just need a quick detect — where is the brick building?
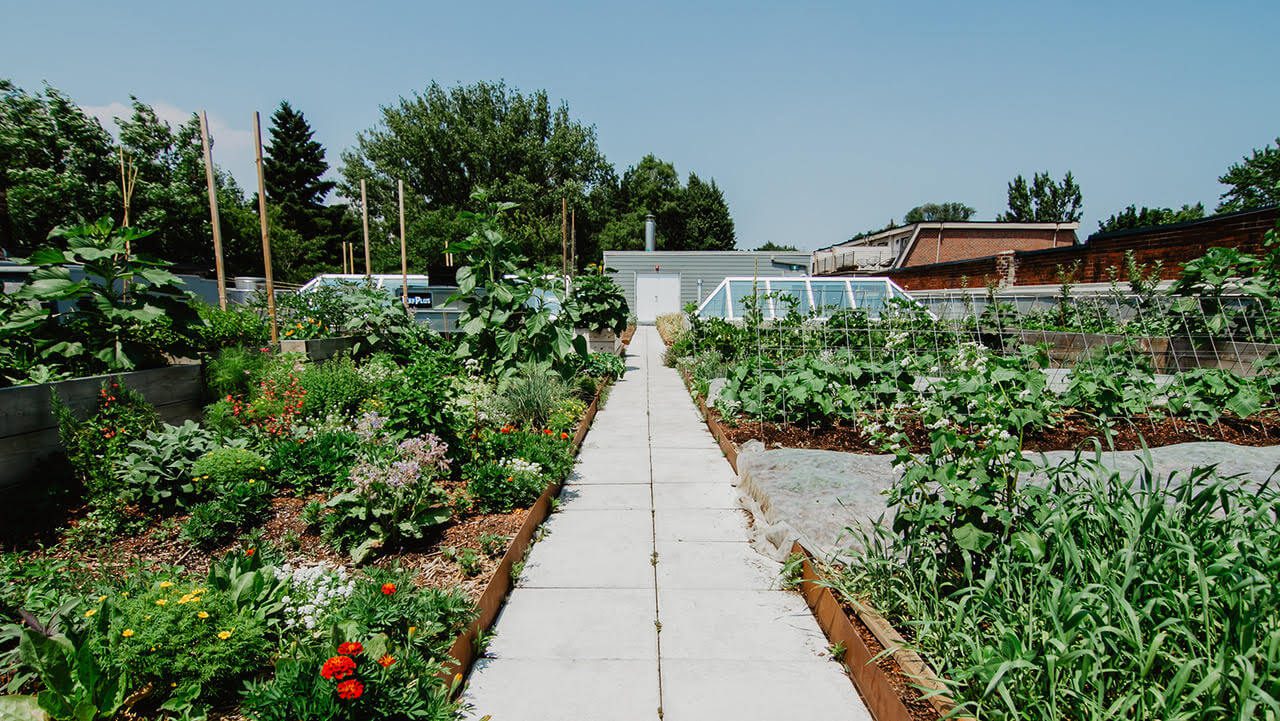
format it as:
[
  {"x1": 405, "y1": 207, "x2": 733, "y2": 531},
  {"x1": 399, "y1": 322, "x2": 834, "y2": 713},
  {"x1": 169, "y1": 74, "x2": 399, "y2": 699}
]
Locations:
[
  {"x1": 883, "y1": 206, "x2": 1279, "y2": 292},
  {"x1": 811, "y1": 221, "x2": 1078, "y2": 275}
]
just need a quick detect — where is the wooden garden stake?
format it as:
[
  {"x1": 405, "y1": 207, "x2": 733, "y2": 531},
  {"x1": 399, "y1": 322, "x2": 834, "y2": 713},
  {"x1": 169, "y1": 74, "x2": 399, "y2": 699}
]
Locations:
[
  {"x1": 398, "y1": 179, "x2": 408, "y2": 308},
  {"x1": 199, "y1": 111, "x2": 228, "y2": 310},
  {"x1": 571, "y1": 206, "x2": 576, "y2": 276},
  {"x1": 561, "y1": 195, "x2": 568, "y2": 278},
  {"x1": 253, "y1": 111, "x2": 278, "y2": 343},
  {"x1": 360, "y1": 178, "x2": 371, "y2": 277}
]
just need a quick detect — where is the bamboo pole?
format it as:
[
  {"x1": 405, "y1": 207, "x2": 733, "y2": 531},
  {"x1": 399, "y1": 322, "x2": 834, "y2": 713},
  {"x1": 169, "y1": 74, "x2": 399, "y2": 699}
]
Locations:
[
  {"x1": 348, "y1": 242, "x2": 356, "y2": 275},
  {"x1": 199, "y1": 111, "x2": 228, "y2": 310},
  {"x1": 341, "y1": 242, "x2": 349, "y2": 274},
  {"x1": 253, "y1": 111, "x2": 278, "y2": 343},
  {"x1": 360, "y1": 178, "x2": 371, "y2": 277},
  {"x1": 570, "y1": 207, "x2": 576, "y2": 275},
  {"x1": 561, "y1": 196, "x2": 568, "y2": 278},
  {"x1": 398, "y1": 179, "x2": 408, "y2": 308}
]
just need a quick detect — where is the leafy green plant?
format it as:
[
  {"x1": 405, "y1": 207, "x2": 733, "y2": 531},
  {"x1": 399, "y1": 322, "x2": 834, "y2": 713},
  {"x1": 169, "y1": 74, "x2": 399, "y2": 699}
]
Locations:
[
  {"x1": 181, "y1": 479, "x2": 272, "y2": 550},
  {"x1": 270, "y1": 430, "x2": 362, "y2": 494},
  {"x1": 571, "y1": 273, "x2": 629, "y2": 334},
  {"x1": 195, "y1": 303, "x2": 270, "y2": 353},
  {"x1": 463, "y1": 459, "x2": 545, "y2": 514},
  {"x1": 448, "y1": 190, "x2": 586, "y2": 376},
  {"x1": 0, "y1": 218, "x2": 197, "y2": 380},
  {"x1": 1164, "y1": 368, "x2": 1266, "y2": 423},
  {"x1": 16, "y1": 622, "x2": 127, "y2": 721},
  {"x1": 104, "y1": 576, "x2": 270, "y2": 689},
  {"x1": 204, "y1": 345, "x2": 271, "y2": 399},
  {"x1": 113, "y1": 420, "x2": 226, "y2": 509},
  {"x1": 477, "y1": 533, "x2": 509, "y2": 559},
  {"x1": 379, "y1": 346, "x2": 466, "y2": 450},
  {"x1": 190, "y1": 447, "x2": 268, "y2": 491},
  {"x1": 576, "y1": 351, "x2": 626, "y2": 381},
  {"x1": 487, "y1": 363, "x2": 571, "y2": 430},
  {"x1": 54, "y1": 381, "x2": 161, "y2": 513},
  {"x1": 299, "y1": 355, "x2": 372, "y2": 418},
  {"x1": 322, "y1": 435, "x2": 453, "y2": 563},
  {"x1": 442, "y1": 546, "x2": 483, "y2": 578},
  {"x1": 1061, "y1": 342, "x2": 1160, "y2": 422}
]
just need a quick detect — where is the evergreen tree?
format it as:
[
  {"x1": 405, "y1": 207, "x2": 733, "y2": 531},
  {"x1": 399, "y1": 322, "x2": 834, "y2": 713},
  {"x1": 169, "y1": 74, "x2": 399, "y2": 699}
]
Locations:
[
  {"x1": 681, "y1": 173, "x2": 735, "y2": 250},
  {"x1": 1217, "y1": 138, "x2": 1280, "y2": 212},
  {"x1": 264, "y1": 100, "x2": 351, "y2": 281},
  {"x1": 1097, "y1": 203, "x2": 1205, "y2": 233},
  {"x1": 904, "y1": 202, "x2": 975, "y2": 223}
]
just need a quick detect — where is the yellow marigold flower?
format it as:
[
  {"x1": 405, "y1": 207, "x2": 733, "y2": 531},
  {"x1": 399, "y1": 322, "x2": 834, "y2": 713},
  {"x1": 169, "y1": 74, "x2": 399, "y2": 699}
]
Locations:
[
  {"x1": 177, "y1": 594, "x2": 192, "y2": 604},
  {"x1": 217, "y1": 630, "x2": 232, "y2": 640},
  {"x1": 121, "y1": 592, "x2": 129, "y2": 598},
  {"x1": 155, "y1": 599, "x2": 167, "y2": 606},
  {"x1": 158, "y1": 581, "x2": 173, "y2": 589},
  {"x1": 197, "y1": 611, "x2": 209, "y2": 619},
  {"x1": 83, "y1": 609, "x2": 96, "y2": 618},
  {"x1": 97, "y1": 595, "x2": 107, "y2": 603},
  {"x1": 122, "y1": 629, "x2": 135, "y2": 638}
]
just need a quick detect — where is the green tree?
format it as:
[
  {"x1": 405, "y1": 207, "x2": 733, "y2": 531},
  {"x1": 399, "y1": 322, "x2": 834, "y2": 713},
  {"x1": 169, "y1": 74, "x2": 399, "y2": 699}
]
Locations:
[
  {"x1": 681, "y1": 173, "x2": 735, "y2": 250},
  {"x1": 999, "y1": 171, "x2": 1083, "y2": 223},
  {"x1": 0, "y1": 80, "x2": 117, "y2": 254},
  {"x1": 264, "y1": 100, "x2": 352, "y2": 281},
  {"x1": 1217, "y1": 138, "x2": 1280, "y2": 212},
  {"x1": 338, "y1": 81, "x2": 612, "y2": 268},
  {"x1": 1097, "y1": 203, "x2": 1205, "y2": 233},
  {"x1": 755, "y1": 241, "x2": 799, "y2": 251},
  {"x1": 904, "y1": 202, "x2": 975, "y2": 223}
]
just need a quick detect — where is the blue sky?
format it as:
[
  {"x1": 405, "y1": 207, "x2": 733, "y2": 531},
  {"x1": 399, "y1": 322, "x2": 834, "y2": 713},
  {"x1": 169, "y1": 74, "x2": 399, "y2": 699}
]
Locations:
[{"x1": 3, "y1": 1, "x2": 1276, "y2": 250}]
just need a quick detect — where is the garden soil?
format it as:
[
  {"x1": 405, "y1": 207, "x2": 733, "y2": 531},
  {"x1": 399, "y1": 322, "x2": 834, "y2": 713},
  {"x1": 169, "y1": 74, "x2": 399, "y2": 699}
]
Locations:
[{"x1": 736, "y1": 440, "x2": 1280, "y2": 560}]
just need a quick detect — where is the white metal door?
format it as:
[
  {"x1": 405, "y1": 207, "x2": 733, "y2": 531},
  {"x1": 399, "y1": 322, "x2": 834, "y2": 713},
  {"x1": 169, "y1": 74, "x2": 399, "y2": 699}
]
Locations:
[{"x1": 635, "y1": 273, "x2": 681, "y2": 322}]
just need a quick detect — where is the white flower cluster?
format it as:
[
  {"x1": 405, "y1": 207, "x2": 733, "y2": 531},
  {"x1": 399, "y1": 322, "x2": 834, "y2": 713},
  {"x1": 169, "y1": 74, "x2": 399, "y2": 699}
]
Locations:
[
  {"x1": 953, "y1": 342, "x2": 990, "y2": 373},
  {"x1": 274, "y1": 563, "x2": 354, "y2": 632},
  {"x1": 357, "y1": 356, "x2": 401, "y2": 386},
  {"x1": 885, "y1": 330, "x2": 911, "y2": 351},
  {"x1": 502, "y1": 458, "x2": 543, "y2": 476}
]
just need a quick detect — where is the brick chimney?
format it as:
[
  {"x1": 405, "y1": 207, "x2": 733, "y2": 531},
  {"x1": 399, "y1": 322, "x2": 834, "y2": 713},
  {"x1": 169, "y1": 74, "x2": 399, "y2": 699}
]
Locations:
[{"x1": 994, "y1": 250, "x2": 1017, "y2": 288}]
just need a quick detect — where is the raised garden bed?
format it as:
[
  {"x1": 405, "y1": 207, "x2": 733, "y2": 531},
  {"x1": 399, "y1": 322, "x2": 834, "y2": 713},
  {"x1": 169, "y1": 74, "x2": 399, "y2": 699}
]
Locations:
[
  {"x1": 998, "y1": 329, "x2": 1280, "y2": 376},
  {"x1": 0, "y1": 364, "x2": 204, "y2": 490},
  {"x1": 278, "y1": 335, "x2": 364, "y2": 362}
]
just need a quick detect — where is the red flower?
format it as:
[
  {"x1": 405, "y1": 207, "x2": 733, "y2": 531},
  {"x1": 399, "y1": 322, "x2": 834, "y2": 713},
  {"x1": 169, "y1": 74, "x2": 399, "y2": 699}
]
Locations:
[
  {"x1": 543, "y1": 429, "x2": 553, "y2": 435},
  {"x1": 320, "y1": 655, "x2": 357, "y2": 680},
  {"x1": 380, "y1": 583, "x2": 396, "y2": 596},
  {"x1": 337, "y1": 641, "x2": 364, "y2": 656},
  {"x1": 336, "y1": 679, "x2": 364, "y2": 700},
  {"x1": 245, "y1": 548, "x2": 255, "y2": 557},
  {"x1": 377, "y1": 654, "x2": 396, "y2": 668},
  {"x1": 560, "y1": 432, "x2": 569, "y2": 440}
]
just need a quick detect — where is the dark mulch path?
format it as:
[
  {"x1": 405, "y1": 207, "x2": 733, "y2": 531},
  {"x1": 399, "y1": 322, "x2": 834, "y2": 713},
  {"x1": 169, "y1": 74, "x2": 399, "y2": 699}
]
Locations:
[{"x1": 717, "y1": 409, "x2": 1280, "y2": 455}]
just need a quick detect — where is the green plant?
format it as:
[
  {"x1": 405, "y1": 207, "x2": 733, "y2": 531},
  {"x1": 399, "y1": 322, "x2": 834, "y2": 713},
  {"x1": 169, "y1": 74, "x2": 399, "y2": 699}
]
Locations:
[
  {"x1": 113, "y1": 420, "x2": 227, "y2": 509},
  {"x1": 16, "y1": 622, "x2": 127, "y2": 721},
  {"x1": 379, "y1": 346, "x2": 466, "y2": 449},
  {"x1": 477, "y1": 533, "x2": 509, "y2": 559},
  {"x1": 104, "y1": 576, "x2": 270, "y2": 689},
  {"x1": 205, "y1": 346, "x2": 271, "y2": 399},
  {"x1": 779, "y1": 552, "x2": 805, "y2": 590},
  {"x1": 181, "y1": 480, "x2": 272, "y2": 550},
  {"x1": 486, "y1": 364, "x2": 571, "y2": 430},
  {"x1": 190, "y1": 447, "x2": 269, "y2": 490},
  {"x1": 0, "y1": 218, "x2": 197, "y2": 381},
  {"x1": 322, "y1": 435, "x2": 453, "y2": 563},
  {"x1": 577, "y1": 351, "x2": 626, "y2": 381},
  {"x1": 300, "y1": 355, "x2": 372, "y2": 419},
  {"x1": 1164, "y1": 368, "x2": 1266, "y2": 423},
  {"x1": 833, "y1": 457, "x2": 1280, "y2": 720},
  {"x1": 270, "y1": 430, "x2": 362, "y2": 493},
  {"x1": 464, "y1": 460, "x2": 545, "y2": 514},
  {"x1": 1060, "y1": 342, "x2": 1160, "y2": 422},
  {"x1": 448, "y1": 190, "x2": 586, "y2": 377},
  {"x1": 442, "y1": 547, "x2": 483, "y2": 578},
  {"x1": 339, "y1": 569, "x2": 475, "y2": 657},
  {"x1": 54, "y1": 381, "x2": 161, "y2": 513},
  {"x1": 571, "y1": 274, "x2": 629, "y2": 335},
  {"x1": 195, "y1": 303, "x2": 270, "y2": 353}
]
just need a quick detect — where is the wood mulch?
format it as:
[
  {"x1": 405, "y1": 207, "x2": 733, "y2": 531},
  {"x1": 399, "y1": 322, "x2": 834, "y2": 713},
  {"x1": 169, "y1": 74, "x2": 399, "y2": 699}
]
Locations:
[
  {"x1": 21, "y1": 495, "x2": 530, "y2": 603},
  {"x1": 843, "y1": 603, "x2": 940, "y2": 721},
  {"x1": 717, "y1": 409, "x2": 1280, "y2": 455}
]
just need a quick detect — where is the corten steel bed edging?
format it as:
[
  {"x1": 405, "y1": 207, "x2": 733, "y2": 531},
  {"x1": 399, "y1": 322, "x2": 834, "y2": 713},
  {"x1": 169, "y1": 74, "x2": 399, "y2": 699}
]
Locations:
[
  {"x1": 440, "y1": 393, "x2": 600, "y2": 685},
  {"x1": 685, "y1": 367, "x2": 966, "y2": 721}
]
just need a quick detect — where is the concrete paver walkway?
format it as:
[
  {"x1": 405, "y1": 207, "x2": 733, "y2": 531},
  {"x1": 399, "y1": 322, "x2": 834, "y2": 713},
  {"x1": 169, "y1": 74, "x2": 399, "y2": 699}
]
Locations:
[{"x1": 461, "y1": 327, "x2": 870, "y2": 721}]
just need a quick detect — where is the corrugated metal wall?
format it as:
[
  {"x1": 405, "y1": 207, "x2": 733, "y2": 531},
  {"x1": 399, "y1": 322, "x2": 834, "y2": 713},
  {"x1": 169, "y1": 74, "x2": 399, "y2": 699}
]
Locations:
[{"x1": 603, "y1": 251, "x2": 811, "y2": 315}]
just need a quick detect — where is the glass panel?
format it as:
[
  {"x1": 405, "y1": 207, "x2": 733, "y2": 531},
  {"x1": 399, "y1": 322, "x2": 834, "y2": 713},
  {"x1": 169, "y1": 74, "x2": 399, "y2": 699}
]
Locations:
[
  {"x1": 850, "y1": 281, "x2": 888, "y2": 314},
  {"x1": 811, "y1": 281, "x2": 851, "y2": 313},
  {"x1": 769, "y1": 280, "x2": 811, "y2": 317},
  {"x1": 729, "y1": 280, "x2": 764, "y2": 319},
  {"x1": 700, "y1": 285, "x2": 728, "y2": 318}
]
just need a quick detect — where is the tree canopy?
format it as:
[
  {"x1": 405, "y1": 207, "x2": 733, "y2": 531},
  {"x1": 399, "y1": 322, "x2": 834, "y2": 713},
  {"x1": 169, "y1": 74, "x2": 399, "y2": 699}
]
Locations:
[
  {"x1": 904, "y1": 202, "x2": 975, "y2": 223},
  {"x1": 596, "y1": 155, "x2": 735, "y2": 252},
  {"x1": 755, "y1": 241, "x2": 798, "y2": 251},
  {"x1": 1097, "y1": 203, "x2": 1205, "y2": 233},
  {"x1": 999, "y1": 171, "x2": 1083, "y2": 223},
  {"x1": 1217, "y1": 138, "x2": 1280, "y2": 213}
]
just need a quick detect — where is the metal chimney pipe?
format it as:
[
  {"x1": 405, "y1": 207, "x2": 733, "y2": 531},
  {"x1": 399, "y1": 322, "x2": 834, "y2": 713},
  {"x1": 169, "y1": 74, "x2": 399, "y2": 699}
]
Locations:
[{"x1": 644, "y1": 214, "x2": 656, "y2": 252}]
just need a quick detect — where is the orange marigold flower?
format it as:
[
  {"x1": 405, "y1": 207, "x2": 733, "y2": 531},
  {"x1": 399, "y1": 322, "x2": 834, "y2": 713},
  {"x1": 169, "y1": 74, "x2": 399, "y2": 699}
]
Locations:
[
  {"x1": 377, "y1": 654, "x2": 395, "y2": 668},
  {"x1": 320, "y1": 655, "x2": 357, "y2": 680},
  {"x1": 381, "y1": 583, "x2": 397, "y2": 596},
  {"x1": 336, "y1": 679, "x2": 363, "y2": 700},
  {"x1": 560, "y1": 432, "x2": 569, "y2": 440},
  {"x1": 337, "y1": 641, "x2": 364, "y2": 656}
]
